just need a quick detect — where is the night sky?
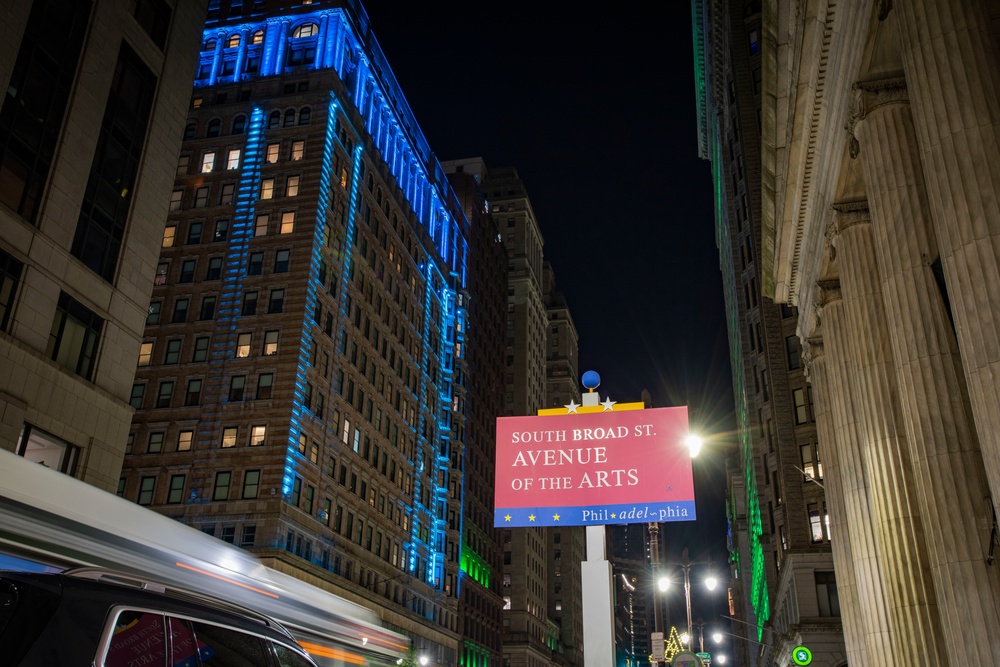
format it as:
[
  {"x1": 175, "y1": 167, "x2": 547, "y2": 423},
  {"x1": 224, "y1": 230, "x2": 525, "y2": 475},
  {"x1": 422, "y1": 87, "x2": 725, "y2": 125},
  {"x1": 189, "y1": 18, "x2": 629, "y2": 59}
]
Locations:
[{"x1": 359, "y1": 1, "x2": 737, "y2": 638}]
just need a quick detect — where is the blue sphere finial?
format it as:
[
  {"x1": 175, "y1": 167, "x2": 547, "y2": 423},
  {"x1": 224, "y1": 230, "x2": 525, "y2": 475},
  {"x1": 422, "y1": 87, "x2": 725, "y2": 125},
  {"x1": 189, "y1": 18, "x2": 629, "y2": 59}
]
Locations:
[{"x1": 582, "y1": 370, "x2": 601, "y2": 390}]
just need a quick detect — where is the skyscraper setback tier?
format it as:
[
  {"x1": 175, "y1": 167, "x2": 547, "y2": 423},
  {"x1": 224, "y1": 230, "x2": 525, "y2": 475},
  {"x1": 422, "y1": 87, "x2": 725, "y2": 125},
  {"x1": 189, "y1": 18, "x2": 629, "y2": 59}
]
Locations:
[{"x1": 123, "y1": 3, "x2": 487, "y2": 663}]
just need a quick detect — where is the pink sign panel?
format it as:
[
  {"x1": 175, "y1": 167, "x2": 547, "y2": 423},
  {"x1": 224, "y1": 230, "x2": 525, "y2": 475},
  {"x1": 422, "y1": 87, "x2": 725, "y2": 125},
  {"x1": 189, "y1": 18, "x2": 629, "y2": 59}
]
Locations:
[{"x1": 494, "y1": 407, "x2": 696, "y2": 527}]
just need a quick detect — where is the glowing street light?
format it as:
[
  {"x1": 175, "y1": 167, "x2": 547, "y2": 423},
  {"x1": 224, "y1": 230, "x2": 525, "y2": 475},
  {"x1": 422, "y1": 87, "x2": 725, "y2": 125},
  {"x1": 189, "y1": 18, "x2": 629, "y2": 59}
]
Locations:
[
  {"x1": 717, "y1": 656, "x2": 727, "y2": 664},
  {"x1": 418, "y1": 656, "x2": 429, "y2": 666},
  {"x1": 712, "y1": 631, "x2": 723, "y2": 644},
  {"x1": 684, "y1": 434, "x2": 703, "y2": 458},
  {"x1": 705, "y1": 576, "x2": 718, "y2": 591},
  {"x1": 658, "y1": 576, "x2": 670, "y2": 592}
]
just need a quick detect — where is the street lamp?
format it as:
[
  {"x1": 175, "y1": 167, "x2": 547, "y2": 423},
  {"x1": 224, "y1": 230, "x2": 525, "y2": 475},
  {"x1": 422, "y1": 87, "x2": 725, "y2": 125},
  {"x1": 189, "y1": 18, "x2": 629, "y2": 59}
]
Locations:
[{"x1": 660, "y1": 548, "x2": 720, "y2": 646}]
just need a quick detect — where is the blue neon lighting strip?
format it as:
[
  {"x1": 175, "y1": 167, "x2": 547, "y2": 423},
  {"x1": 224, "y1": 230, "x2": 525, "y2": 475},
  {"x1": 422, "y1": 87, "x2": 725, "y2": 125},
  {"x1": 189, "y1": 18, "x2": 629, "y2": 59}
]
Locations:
[
  {"x1": 282, "y1": 94, "x2": 342, "y2": 499},
  {"x1": 196, "y1": 106, "x2": 264, "y2": 451}
]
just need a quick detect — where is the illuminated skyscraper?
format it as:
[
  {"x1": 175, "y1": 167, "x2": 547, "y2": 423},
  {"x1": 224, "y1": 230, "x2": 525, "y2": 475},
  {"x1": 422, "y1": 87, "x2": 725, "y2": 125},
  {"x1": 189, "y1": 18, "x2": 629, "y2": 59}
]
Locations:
[
  {"x1": 123, "y1": 2, "x2": 500, "y2": 662},
  {"x1": 0, "y1": 0, "x2": 206, "y2": 487}
]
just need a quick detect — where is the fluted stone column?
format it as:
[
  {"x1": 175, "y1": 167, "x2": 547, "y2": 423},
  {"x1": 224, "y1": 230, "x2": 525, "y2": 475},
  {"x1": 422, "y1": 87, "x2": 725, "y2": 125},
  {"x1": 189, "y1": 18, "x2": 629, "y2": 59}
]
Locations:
[
  {"x1": 853, "y1": 77, "x2": 1000, "y2": 663},
  {"x1": 831, "y1": 203, "x2": 947, "y2": 666},
  {"x1": 805, "y1": 338, "x2": 868, "y2": 667},
  {"x1": 894, "y1": 0, "x2": 1000, "y2": 515},
  {"x1": 816, "y1": 283, "x2": 897, "y2": 666}
]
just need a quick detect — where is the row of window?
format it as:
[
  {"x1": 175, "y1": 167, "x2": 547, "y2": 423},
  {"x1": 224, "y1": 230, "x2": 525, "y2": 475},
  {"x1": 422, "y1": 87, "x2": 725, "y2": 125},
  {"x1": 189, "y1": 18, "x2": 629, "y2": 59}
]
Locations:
[
  {"x1": 155, "y1": 250, "x2": 293, "y2": 289},
  {"x1": 146, "y1": 286, "x2": 285, "y2": 328}
]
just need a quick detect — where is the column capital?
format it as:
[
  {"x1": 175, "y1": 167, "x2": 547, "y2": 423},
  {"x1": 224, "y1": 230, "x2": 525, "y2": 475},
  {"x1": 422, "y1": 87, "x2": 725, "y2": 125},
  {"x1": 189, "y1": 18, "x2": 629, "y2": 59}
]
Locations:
[
  {"x1": 816, "y1": 278, "x2": 842, "y2": 306},
  {"x1": 847, "y1": 77, "x2": 908, "y2": 157},
  {"x1": 830, "y1": 199, "x2": 871, "y2": 235}
]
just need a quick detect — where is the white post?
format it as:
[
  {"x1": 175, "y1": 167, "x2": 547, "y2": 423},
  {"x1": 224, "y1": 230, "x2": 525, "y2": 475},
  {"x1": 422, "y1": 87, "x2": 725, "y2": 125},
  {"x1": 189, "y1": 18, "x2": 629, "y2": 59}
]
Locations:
[{"x1": 582, "y1": 524, "x2": 615, "y2": 667}]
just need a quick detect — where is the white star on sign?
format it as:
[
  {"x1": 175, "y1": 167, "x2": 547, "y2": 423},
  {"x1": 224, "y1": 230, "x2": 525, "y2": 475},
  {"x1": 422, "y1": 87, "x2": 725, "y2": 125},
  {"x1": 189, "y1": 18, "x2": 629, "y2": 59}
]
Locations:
[
  {"x1": 564, "y1": 400, "x2": 580, "y2": 413},
  {"x1": 601, "y1": 397, "x2": 617, "y2": 411}
]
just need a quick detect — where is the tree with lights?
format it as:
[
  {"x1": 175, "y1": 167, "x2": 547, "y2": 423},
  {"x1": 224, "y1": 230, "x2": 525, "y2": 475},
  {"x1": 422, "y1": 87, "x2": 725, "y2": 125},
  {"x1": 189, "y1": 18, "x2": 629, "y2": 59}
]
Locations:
[{"x1": 664, "y1": 626, "x2": 685, "y2": 663}]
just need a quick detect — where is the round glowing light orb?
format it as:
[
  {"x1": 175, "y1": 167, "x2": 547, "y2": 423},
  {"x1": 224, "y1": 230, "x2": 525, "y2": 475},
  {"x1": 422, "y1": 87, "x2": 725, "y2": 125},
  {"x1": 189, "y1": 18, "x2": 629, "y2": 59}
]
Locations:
[
  {"x1": 419, "y1": 656, "x2": 429, "y2": 666},
  {"x1": 680, "y1": 633, "x2": 690, "y2": 645},
  {"x1": 657, "y1": 577, "x2": 670, "y2": 592},
  {"x1": 717, "y1": 656, "x2": 727, "y2": 664},
  {"x1": 712, "y1": 632, "x2": 723, "y2": 644},
  {"x1": 705, "y1": 576, "x2": 718, "y2": 591}
]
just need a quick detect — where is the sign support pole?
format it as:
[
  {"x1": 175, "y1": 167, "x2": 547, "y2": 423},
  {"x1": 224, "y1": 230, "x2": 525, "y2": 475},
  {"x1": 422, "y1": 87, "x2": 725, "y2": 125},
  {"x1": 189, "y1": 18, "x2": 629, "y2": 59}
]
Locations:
[{"x1": 578, "y1": 386, "x2": 615, "y2": 666}]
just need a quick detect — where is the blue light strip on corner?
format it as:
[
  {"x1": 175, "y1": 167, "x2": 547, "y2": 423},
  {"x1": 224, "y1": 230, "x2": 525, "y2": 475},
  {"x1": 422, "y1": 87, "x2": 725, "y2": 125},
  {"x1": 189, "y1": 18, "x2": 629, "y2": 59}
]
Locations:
[
  {"x1": 197, "y1": 106, "x2": 264, "y2": 451},
  {"x1": 282, "y1": 93, "x2": 342, "y2": 499}
]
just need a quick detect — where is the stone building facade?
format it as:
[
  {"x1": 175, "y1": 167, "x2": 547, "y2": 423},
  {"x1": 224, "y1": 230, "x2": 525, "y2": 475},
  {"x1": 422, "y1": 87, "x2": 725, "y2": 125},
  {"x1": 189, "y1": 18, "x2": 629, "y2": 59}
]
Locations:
[{"x1": 0, "y1": 0, "x2": 206, "y2": 489}]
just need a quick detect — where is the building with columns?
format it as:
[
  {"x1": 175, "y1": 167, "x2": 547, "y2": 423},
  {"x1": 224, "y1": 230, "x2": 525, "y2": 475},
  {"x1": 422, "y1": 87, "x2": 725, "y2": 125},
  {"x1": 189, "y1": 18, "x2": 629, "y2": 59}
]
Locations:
[
  {"x1": 693, "y1": 0, "x2": 847, "y2": 665},
  {"x1": 0, "y1": 0, "x2": 207, "y2": 487},
  {"x1": 763, "y1": 1, "x2": 1000, "y2": 665}
]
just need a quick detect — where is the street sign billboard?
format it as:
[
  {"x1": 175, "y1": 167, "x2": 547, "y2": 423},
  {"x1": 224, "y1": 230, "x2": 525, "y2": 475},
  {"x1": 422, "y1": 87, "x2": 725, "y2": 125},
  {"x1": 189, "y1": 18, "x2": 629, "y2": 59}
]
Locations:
[{"x1": 494, "y1": 406, "x2": 696, "y2": 527}]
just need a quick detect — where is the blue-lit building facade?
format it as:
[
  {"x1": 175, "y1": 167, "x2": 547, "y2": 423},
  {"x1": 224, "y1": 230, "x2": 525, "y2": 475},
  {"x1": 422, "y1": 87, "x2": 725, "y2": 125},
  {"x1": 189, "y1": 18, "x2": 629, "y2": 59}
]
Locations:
[{"x1": 124, "y1": 2, "x2": 503, "y2": 664}]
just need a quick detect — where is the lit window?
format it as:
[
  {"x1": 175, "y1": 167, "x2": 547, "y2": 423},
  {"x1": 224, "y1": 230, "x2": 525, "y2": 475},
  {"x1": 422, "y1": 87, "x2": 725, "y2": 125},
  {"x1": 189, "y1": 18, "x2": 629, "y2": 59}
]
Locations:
[
  {"x1": 236, "y1": 332, "x2": 251, "y2": 358},
  {"x1": 226, "y1": 148, "x2": 240, "y2": 169},
  {"x1": 161, "y1": 225, "x2": 176, "y2": 248},
  {"x1": 221, "y1": 426, "x2": 238, "y2": 448},
  {"x1": 254, "y1": 213, "x2": 269, "y2": 236},
  {"x1": 263, "y1": 330, "x2": 278, "y2": 355},
  {"x1": 192, "y1": 97, "x2": 203, "y2": 109},
  {"x1": 266, "y1": 143, "x2": 279, "y2": 163},
  {"x1": 177, "y1": 430, "x2": 193, "y2": 451},
  {"x1": 251, "y1": 30, "x2": 264, "y2": 45},
  {"x1": 138, "y1": 342, "x2": 153, "y2": 366},
  {"x1": 250, "y1": 424, "x2": 266, "y2": 446},
  {"x1": 227, "y1": 34, "x2": 240, "y2": 48},
  {"x1": 290, "y1": 140, "x2": 304, "y2": 160},
  {"x1": 292, "y1": 23, "x2": 318, "y2": 38},
  {"x1": 169, "y1": 189, "x2": 182, "y2": 211},
  {"x1": 201, "y1": 152, "x2": 215, "y2": 173},
  {"x1": 280, "y1": 211, "x2": 295, "y2": 233},
  {"x1": 286, "y1": 175, "x2": 300, "y2": 196},
  {"x1": 261, "y1": 178, "x2": 274, "y2": 200}
]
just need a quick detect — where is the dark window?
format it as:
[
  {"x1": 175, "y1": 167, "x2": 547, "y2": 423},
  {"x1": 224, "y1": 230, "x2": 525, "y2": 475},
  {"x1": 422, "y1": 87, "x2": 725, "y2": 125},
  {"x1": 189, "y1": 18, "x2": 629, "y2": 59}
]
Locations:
[
  {"x1": 155, "y1": 381, "x2": 173, "y2": 408},
  {"x1": 213, "y1": 471, "x2": 231, "y2": 500},
  {"x1": 284, "y1": 109, "x2": 296, "y2": 126},
  {"x1": 146, "y1": 301, "x2": 161, "y2": 325},
  {"x1": 138, "y1": 476, "x2": 156, "y2": 505},
  {"x1": 132, "y1": 0, "x2": 172, "y2": 49},
  {"x1": 0, "y1": 0, "x2": 91, "y2": 223},
  {"x1": 816, "y1": 571, "x2": 840, "y2": 616},
  {"x1": 242, "y1": 291, "x2": 258, "y2": 315},
  {"x1": 229, "y1": 375, "x2": 245, "y2": 401},
  {"x1": 192, "y1": 336, "x2": 209, "y2": 362},
  {"x1": 129, "y1": 383, "x2": 145, "y2": 409},
  {"x1": 199, "y1": 295, "x2": 216, "y2": 320},
  {"x1": 186, "y1": 221, "x2": 203, "y2": 244},
  {"x1": 164, "y1": 338, "x2": 181, "y2": 364},
  {"x1": 257, "y1": 372, "x2": 273, "y2": 399},
  {"x1": 206, "y1": 118, "x2": 221, "y2": 138},
  {"x1": 167, "y1": 474, "x2": 185, "y2": 504},
  {"x1": 185, "y1": 378, "x2": 202, "y2": 406},
  {"x1": 0, "y1": 247, "x2": 24, "y2": 332},
  {"x1": 243, "y1": 470, "x2": 260, "y2": 499},
  {"x1": 786, "y1": 335, "x2": 801, "y2": 370},
  {"x1": 72, "y1": 43, "x2": 157, "y2": 281},
  {"x1": 172, "y1": 297, "x2": 188, "y2": 323},
  {"x1": 190, "y1": 620, "x2": 268, "y2": 663},
  {"x1": 268, "y1": 288, "x2": 284, "y2": 313},
  {"x1": 47, "y1": 292, "x2": 103, "y2": 380},
  {"x1": 248, "y1": 252, "x2": 263, "y2": 275},
  {"x1": 206, "y1": 256, "x2": 222, "y2": 280},
  {"x1": 183, "y1": 122, "x2": 196, "y2": 140},
  {"x1": 268, "y1": 111, "x2": 280, "y2": 128},
  {"x1": 274, "y1": 249, "x2": 290, "y2": 272},
  {"x1": 298, "y1": 106, "x2": 311, "y2": 124},
  {"x1": 179, "y1": 259, "x2": 196, "y2": 282}
]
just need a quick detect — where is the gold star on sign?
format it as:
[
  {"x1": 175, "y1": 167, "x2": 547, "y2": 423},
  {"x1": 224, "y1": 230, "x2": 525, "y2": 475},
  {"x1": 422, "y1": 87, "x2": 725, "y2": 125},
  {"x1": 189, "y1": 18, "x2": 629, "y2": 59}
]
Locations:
[
  {"x1": 504, "y1": 514, "x2": 511, "y2": 522},
  {"x1": 553, "y1": 514, "x2": 561, "y2": 521},
  {"x1": 611, "y1": 513, "x2": 617, "y2": 519},
  {"x1": 528, "y1": 514, "x2": 536, "y2": 522}
]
